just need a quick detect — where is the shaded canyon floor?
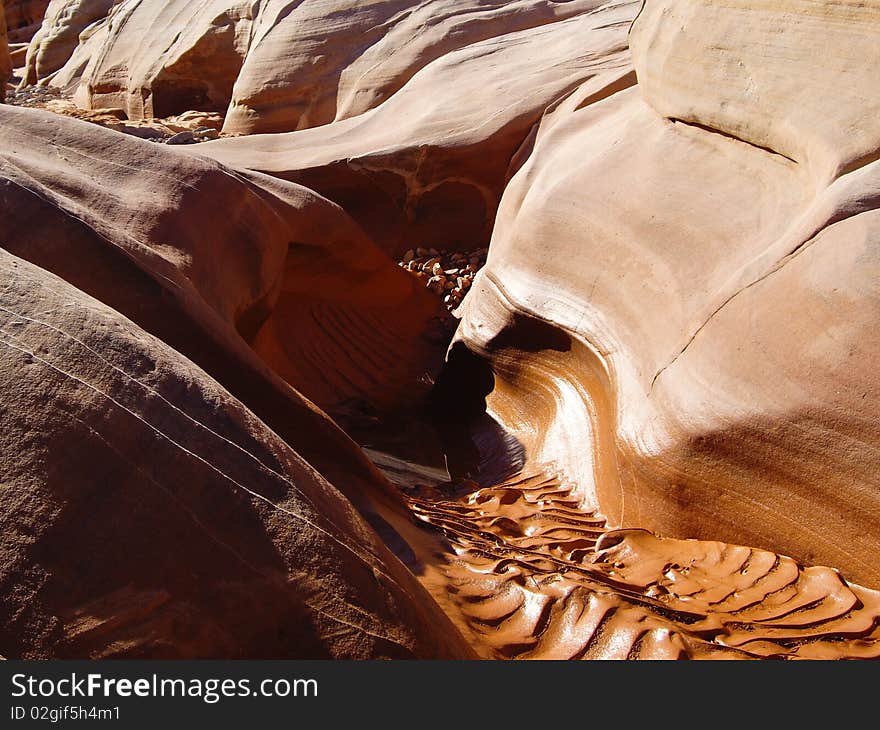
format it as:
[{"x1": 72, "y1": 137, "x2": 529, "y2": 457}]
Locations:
[
  {"x1": 357, "y1": 407, "x2": 880, "y2": 660},
  {"x1": 342, "y1": 291, "x2": 880, "y2": 661}
]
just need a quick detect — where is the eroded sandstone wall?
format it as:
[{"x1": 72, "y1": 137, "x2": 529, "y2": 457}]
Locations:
[
  {"x1": 1, "y1": 0, "x2": 11, "y2": 101},
  {"x1": 24, "y1": 0, "x2": 629, "y2": 135},
  {"x1": 199, "y1": 3, "x2": 638, "y2": 256},
  {"x1": 0, "y1": 104, "x2": 472, "y2": 658},
  {"x1": 21, "y1": 0, "x2": 118, "y2": 87},
  {"x1": 4, "y1": 0, "x2": 48, "y2": 42},
  {"x1": 456, "y1": 0, "x2": 880, "y2": 586}
]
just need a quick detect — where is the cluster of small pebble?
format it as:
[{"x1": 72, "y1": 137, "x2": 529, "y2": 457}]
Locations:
[
  {"x1": 4, "y1": 84, "x2": 63, "y2": 108},
  {"x1": 398, "y1": 246, "x2": 488, "y2": 312},
  {"x1": 5, "y1": 87, "x2": 229, "y2": 144}
]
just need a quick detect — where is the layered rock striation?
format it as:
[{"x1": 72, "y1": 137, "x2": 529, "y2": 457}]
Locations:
[
  {"x1": 457, "y1": 0, "x2": 880, "y2": 587},
  {"x1": 0, "y1": 105, "x2": 469, "y2": 658},
  {"x1": 21, "y1": 0, "x2": 119, "y2": 87},
  {"x1": 4, "y1": 0, "x2": 880, "y2": 661}
]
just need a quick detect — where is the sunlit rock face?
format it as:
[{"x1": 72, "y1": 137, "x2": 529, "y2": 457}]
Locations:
[
  {"x1": 25, "y1": 0, "x2": 635, "y2": 257},
  {"x1": 21, "y1": 0, "x2": 120, "y2": 87},
  {"x1": 4, "y1": 0, "x2": 880, "y2": 661},
  {"x1": 0, "y1": 104, "x2": 472, "y2": 659},
  {"x1": 28, "y1": 1, "x2": 624, "y2": 131},
  {"x1": 221, "y1": 0, "x2": 625, "y2": 135},
  {"x1": 198, "y1": 3, "x2": 636, "y2": 256},
  {"x1": 457, "y1": 0, "x2": 880, "y2": 588}
]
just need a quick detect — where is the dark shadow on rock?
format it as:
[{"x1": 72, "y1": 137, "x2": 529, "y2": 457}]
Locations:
[{"x1": 427, "y1": 341, "x2": 525, "y2": 486}]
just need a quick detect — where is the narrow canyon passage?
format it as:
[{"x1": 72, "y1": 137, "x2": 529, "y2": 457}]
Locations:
[
  {"x1": 341, "y1": 278, "x2": 880, "y2": 660},
  {"x1": 3, "y1": 0, "x2": 879, "y2": 664}
]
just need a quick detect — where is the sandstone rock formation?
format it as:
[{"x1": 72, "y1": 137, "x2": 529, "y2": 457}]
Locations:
[
  {"x1": 331, "y1": 0, "x2": 620, "y2": 124},
  {"x1": 75, "y1": 0, "x2": 253, "y2": 118},
  {"x1": 31, "y1": 0, "x2": 115, "y2": 92},
  {"x1": 200, "y1": 2, "x2": 637, "y2": 256},
  {"x1": 8, "y1": 41, "x2": 26, "y2": 68},
  {"x1": 0, "y1": 101, "x2": 447, "y2": 431},
  {"x1": 21, "y1": 0, "x2": 118, "y2": 87},
  {"x1": 27, "y1": 1, "x2": 631, "y2": 134},
  {"x1": 223, "y1": 0, "x2": 618, "y2": 135},
  {"x1": 456, "y1": 0, "x2": 880, "y2": 589},
  {"x1": 4, "y1": 0, "x2": 880, "y2": 662},
  {"x1": 407, "y1": 470, "x2": 880, "y2": 659},
  {"x1": 0, "y1": 104, "x2": 470, "y2": 658},
  {"x1": 14, "y1": 0, "x2": 638, "y2": 266},
  {"x1": 0, "y1": 249, "x2": 467, "y2": 659},
  {"x1": 1, "y1": 1, "x2": 11, "y2": 102},
  {"x1": 3, "y1": 0, "x2": 48, "y2": 42}
]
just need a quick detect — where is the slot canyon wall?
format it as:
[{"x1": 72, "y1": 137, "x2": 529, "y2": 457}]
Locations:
[
  {"x1": 4, "y1": 0, "x2": 49, "y2": 42},
  {"x1": 457, "y1": 0, "x2": 880, "y2": 588},
  {"x1": 1, "y1": 2, "x2": 11, "y2": 102},
  {"x1": 0, "y1": 103, "x2": 472, "y2": 658},
  {"x1": 1, "y1": 0, "x2": 879, "y2": 659}
]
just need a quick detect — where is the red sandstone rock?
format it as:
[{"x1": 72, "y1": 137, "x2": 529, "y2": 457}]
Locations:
[
  {"x1": 1, "y1": 1, "x2": 11, "y2": 101},
  {"x1": 0, "y1": 105, "x2": 471, "y2": 658},
  {"x1": 3, "y1": 0, "x2": 880, "y2": 662},
  {"x1": 3, "y1": 0, "x2": 48, "y2": 42}
]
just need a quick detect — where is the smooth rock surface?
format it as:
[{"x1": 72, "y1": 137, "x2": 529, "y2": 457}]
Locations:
[
  {"x1": 0, "y1": 104, "x2": 445, "y2": 414},
  {"x1": 224, "y1": 0, "x2": 620, "y2": 135},
  {"x1": 0, "y1": 249, "x2": 469, "y2": 659},
  {"x1": 0, "y1": 104, "x2": 472, "y2": 659},
  {"x1": 5, "y1": 0, "x2": 880, "y2": 662},
  {"x1": 631, "y1": 0, "x2": 880, "y2": 184},
  {"x1": 199, "y1": 2, "x2": 637, "y2": 256},
  {"x1": 21, "y1": 0, "x2": 118, "y2": 87},
  {"x1": 456, "y1": 0, "x2": 880, "y2": 587},
  {"x1": 69, "y1": 0, "x2": 254, "y2": 118},
  {"x1": 32, "y1": 1, "x2": 628, "y2": 134}
]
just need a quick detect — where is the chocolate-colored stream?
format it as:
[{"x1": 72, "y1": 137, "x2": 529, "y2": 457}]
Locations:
[{"x1": 346, "y1": 339, "x2": 880, "y2": 660}]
